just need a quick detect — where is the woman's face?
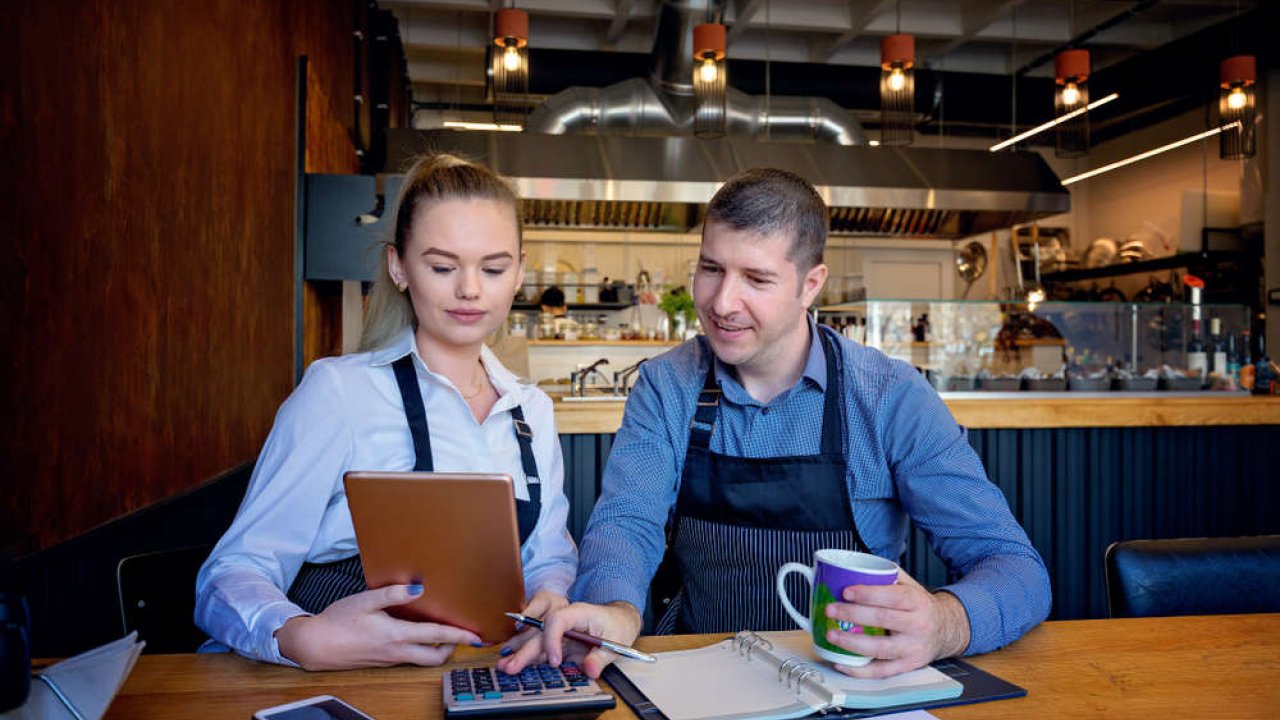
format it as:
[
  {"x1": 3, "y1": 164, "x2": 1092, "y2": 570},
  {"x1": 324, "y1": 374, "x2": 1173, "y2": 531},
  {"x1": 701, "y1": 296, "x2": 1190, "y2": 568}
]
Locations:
[{"x1": 387, "y1": 197, "x2": 524, "y2": 350}]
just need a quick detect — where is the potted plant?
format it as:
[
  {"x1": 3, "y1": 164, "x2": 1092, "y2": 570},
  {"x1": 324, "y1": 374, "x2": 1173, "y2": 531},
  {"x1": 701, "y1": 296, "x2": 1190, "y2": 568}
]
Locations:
[{"x1": 659, "y1": 287, "x2": 697, "y2": 340}]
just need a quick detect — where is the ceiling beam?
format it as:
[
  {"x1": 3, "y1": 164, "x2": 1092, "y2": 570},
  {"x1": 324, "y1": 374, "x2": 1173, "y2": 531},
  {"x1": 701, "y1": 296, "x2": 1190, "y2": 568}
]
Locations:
[
  {"x1": 920, "y1": 0, "x2": 1027, "y2": 67},
  {"x1": 727, "y1": 0, "x2": 767, "y2": 43},
  {"x1": 811, "y1": 0, "x2": 895, "y2": 63},
  {"x1": 604, "y1": 0, "x2": 635, "y2": 46},
  {"x1": 1015, "y1": 0, "x2": 1165, "y2": 77}
]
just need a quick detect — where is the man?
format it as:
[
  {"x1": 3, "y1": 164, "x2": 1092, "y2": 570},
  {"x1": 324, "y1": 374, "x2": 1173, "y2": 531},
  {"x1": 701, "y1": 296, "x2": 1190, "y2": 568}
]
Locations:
[{"x1": 502, "y1": 168, "x2": 1050, "y2": 680}]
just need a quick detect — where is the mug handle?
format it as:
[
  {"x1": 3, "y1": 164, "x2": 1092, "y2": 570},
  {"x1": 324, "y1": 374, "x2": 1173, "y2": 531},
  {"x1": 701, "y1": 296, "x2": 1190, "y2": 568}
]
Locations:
[{"x1": 775, "y1": 563, "x2": 814, "y2": 632}]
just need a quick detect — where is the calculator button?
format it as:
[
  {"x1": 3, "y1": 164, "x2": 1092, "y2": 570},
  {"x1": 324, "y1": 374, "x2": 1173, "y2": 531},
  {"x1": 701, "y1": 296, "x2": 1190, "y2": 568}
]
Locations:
[
  {"x1": 482, "y1": 691, "x2": 502, "y2": 700},
  {"x1": 453, "y1": 693, "x2": 474, "y2": 701}
]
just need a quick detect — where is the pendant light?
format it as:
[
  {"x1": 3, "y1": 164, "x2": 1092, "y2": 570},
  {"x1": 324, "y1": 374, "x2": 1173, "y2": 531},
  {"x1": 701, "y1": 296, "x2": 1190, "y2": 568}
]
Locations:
[
  {"x1": 692, "y1": 22, "x2": 727, "y2": 139},
  {"x1": 879, "y1": 33, "x2": 915, "y2": 146},
  {"x1": 1054, "y1": 49, "x2": 1090, "y2": 158},
  {"x1": 1218, "y1": 55, "x2": 1256, "y2": 159},
  {"x1": 492, "y1": 7, "x2": 528, "y2": 127}
]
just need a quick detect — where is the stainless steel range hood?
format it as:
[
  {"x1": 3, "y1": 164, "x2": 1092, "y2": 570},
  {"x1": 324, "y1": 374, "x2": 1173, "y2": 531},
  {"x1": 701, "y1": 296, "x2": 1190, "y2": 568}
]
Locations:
[{"x1": 384, "y1": 129, "x2": 1070, "y2": 238}]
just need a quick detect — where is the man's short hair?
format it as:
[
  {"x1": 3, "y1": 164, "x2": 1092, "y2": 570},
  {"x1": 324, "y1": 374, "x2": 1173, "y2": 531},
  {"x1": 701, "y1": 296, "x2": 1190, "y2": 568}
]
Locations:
[{"x1": 704, "y1": 168, "x2": 828, "y2": 271}]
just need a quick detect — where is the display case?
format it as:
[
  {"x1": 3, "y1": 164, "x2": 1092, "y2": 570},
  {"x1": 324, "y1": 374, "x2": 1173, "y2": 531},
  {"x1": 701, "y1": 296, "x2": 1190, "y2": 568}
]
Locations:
[{"x1": 819, "y1": 300, "x2": 1252, "y2": 393}]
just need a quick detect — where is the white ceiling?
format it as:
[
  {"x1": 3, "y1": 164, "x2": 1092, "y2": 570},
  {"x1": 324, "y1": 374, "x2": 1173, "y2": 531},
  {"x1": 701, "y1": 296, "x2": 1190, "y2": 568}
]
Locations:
[{"x1": 385, "y1": 0, "x2": 1255, "y2": 104}]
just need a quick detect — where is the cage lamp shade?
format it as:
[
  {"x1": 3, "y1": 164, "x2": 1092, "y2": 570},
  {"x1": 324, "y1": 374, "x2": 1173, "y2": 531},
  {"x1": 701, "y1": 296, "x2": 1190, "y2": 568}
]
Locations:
[
  {"x1": 1219, "y1": 55, "x2": 1256, "y2": 159},
  {"x1": 492, "y1": 8, "x2": 530, "y2": 127},
  {"x1": 878, "y1": 34, "x2": 915, "y2": 146},
  {"x1": 692, "y1": 23, "x2": 728, "y2": 138},
  {"x1": 1054, "y1": 49, "x2": 1091, "y2": 158}
]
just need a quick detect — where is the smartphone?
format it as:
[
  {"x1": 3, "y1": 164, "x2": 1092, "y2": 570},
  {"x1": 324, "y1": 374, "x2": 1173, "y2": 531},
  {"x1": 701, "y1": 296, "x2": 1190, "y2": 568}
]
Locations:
[{"x1": 253, "y1": 695, "x2": 377, "y2": 720}]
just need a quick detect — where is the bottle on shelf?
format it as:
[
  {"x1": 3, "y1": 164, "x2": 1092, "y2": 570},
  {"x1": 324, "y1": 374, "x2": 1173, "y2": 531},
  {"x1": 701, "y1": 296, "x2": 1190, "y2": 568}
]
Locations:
[
  {"x1": 1186, "y1": 318, "x2": 1208, "y2": 384},
  {"x1": 1208, "y1": 318, "x2": 1226, "y2": 376},
  {"x1": 1226, "y1": 329, "x2": 1241, "y2": 386},
  {"x1": 1239, "y1": 329, "x2": 1254, "y2": 390},
  {"x1": 1254, "y1": 331, "x2": 1273, "y2": 395}
]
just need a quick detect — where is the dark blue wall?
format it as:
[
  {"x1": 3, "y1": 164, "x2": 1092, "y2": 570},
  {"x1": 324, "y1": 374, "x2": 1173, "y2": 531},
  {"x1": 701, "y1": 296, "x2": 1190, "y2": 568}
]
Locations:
[{"x1": 561, "y1": 426, "x2": 1280, "y2": 622}]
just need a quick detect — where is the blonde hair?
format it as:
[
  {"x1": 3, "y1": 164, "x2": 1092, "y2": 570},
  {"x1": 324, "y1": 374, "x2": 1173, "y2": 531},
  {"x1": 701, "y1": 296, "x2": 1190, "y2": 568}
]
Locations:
[{"x1": 359, "y1": 154, "x2": 522, "y2": 352}]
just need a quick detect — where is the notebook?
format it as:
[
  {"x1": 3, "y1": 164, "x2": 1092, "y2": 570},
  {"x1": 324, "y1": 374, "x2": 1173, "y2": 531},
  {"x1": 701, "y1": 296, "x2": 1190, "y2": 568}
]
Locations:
[
  {"x1": 2, "y1": 632, "x2": 145, "y2": 720},
  {"x1": 604, "y1": 631, "x2": 971, "y2": 720}
]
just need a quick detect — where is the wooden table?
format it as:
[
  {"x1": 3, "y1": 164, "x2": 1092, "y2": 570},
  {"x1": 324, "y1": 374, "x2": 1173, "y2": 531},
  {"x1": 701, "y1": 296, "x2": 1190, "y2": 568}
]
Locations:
[{"x1": 97, "y1": 614, "x2": 1279, "y2": 719}]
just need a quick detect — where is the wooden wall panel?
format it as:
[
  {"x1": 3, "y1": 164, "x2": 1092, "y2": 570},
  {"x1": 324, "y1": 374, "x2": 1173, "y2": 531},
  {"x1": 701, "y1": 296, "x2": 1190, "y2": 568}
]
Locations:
[{"x1": 2, "y1": 0, "x2": 358, "y2": 554}]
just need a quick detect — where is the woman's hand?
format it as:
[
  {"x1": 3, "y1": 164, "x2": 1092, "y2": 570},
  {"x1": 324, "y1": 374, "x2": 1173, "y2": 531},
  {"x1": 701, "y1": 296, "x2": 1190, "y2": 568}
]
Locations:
[
  {"x1": 275, "y1": 584, "x2": 482, "y2": 671},
  {"x1": 494, "y1": 590, "x2": 570, "y2": 673},
  {"x1": 499, "y1": 600, "x2": 642, "y2": 678}
]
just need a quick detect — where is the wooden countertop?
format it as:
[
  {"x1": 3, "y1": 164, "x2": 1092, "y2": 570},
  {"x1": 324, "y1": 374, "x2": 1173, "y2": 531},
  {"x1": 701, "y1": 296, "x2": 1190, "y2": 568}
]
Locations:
[
  {"x1": 98, "y1": 614, "x2": 1280, "y2": 719},
  {"x1": 554, "y1": 393, "x2": 1280, "y2": 433}
]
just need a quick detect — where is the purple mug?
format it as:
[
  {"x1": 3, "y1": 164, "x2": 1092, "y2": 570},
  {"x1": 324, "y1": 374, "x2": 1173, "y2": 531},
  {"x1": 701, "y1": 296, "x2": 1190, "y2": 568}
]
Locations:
[{"x1": 775, "y1": 549, "x2": 899, "y2": 666}]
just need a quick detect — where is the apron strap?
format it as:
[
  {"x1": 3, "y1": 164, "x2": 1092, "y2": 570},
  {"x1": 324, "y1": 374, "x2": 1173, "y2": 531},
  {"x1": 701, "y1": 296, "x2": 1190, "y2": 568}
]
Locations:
[
  {"x1": 391, "y1": 355, "x2": 434, "y2": 471},
  {"x1": 688, "y1": 357, "x2": 722, "y2": 450},
  {"x1": 817, "y1": 327, "x2": 843, "y2": 456},
  {"x1": 510, "y1": 405, "x2": 541, "y2": 485}
]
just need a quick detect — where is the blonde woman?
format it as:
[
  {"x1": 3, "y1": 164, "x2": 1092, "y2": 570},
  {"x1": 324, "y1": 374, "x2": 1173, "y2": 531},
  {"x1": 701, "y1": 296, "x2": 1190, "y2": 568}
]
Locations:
[{"x1": 196, "y1": 155, "x2": 575, "y2": 670}]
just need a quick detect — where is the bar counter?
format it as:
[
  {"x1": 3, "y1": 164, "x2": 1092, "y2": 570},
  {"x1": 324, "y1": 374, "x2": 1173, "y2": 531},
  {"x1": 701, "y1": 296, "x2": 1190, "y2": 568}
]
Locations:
[{"x1": 553, "y1": 393, "x2": 1280, "y2": 433}]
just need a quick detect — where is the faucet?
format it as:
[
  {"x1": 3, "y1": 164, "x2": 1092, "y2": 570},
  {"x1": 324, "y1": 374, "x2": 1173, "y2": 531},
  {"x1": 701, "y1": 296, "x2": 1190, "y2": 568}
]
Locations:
[
  {"x1": 571, "y1": 358, "x2": 610, "y2": 396},
  {"x1": 613, "y1": 358, "x2": 648, "y2": 396}
]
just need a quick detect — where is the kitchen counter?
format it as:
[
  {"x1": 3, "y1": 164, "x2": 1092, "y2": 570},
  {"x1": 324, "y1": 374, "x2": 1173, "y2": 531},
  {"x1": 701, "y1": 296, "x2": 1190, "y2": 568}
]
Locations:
[{"x1": 553, "y1": 393, "x2": 1280, "y2": 433}]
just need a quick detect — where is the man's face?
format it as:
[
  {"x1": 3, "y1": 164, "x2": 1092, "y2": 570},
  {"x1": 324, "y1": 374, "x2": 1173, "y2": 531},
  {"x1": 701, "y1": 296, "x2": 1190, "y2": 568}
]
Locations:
[{"x1": 693, "y1": 220, "x2": 828, "y2": 375}]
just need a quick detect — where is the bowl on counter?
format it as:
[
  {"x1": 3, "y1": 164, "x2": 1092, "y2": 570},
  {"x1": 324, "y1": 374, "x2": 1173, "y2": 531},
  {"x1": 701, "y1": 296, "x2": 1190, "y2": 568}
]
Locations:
[
  {"x1": 1157, "y1": 376, "x2": 1203, "y2": 391},
  {"x1": 1023, "y1": 378, "x2": 1067, "y2": 392},
  {"x1": 977, "y1": 377, "x2": 1021, "y2": 392},
  {"x1": 1112, "y1": 377, "x2": 1158, "y2": 392},
  {"x1": 1067, "y1": 377, "x2": 1110, "y2": 392}
]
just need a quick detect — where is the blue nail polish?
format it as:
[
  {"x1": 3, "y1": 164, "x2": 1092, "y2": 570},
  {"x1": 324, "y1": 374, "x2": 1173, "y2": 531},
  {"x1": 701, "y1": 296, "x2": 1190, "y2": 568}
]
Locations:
[
  {"x1": 406, "y1": 583, "x2": 424, "y2": 596},
  {"x1": 471, "y1": 642, "x2": 485, "y2": 648},
  {"x1": 500, "y1": 646, "x2": 514, "y2": 657}
]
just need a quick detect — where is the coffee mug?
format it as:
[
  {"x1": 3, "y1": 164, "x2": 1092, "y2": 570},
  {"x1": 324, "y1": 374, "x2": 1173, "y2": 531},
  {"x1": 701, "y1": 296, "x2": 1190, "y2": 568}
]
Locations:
[{"x1": 776, "y1": 549, "x2": 899, "y2": 666}]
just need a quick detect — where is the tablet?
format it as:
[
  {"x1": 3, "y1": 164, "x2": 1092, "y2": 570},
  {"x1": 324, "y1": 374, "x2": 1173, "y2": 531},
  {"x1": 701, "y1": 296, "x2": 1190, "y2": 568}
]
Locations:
[{"x1": 343, "y1": 471, "x2": 526, "y2": 644}]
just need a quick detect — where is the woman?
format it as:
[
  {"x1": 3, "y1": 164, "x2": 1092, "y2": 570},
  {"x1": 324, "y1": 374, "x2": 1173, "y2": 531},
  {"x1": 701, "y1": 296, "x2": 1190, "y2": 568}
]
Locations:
[{"x1": 195, "y1": 155, "x2": 576, "y2": 670}]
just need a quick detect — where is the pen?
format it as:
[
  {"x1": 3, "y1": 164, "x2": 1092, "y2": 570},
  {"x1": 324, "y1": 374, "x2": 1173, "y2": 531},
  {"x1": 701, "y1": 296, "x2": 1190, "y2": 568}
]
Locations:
[{"x1": 505, "y1": 612, "x2": 657, "y2": 663}]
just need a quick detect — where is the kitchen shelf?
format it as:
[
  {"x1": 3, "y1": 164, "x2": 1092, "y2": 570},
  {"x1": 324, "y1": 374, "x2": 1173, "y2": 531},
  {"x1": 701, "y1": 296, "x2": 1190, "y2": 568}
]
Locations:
[{"x1": 1040, "y1": 250, "x2": 1252, "y2": 283}]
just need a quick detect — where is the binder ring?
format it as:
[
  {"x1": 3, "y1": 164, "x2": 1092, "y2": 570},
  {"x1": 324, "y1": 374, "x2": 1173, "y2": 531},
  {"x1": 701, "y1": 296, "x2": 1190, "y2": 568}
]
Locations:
[
  {"x1": 778, "y1": 657, "x2": 803, "y2": 683},
  {"x1": 794, "y1": 667, "x2": 823, "y2": 694},
  {"x1": 784, "y1": 662, "x2": 812, "y2": 689}
]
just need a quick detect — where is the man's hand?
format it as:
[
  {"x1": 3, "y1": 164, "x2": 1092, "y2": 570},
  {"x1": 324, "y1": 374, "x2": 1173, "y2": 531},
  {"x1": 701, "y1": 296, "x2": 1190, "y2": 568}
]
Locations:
[
  {"x1": 275, "y1": 584, "x2": 482, "y2": 671},
  {"x1": 492, "y1": 590, "x2": 570, "y2": 663},
  {"x1": 821, "y1": 570, "x2": 970, "y2": 679},
  {"x1": 498, "y1": 601, "x2": 642, "y2": 678}
]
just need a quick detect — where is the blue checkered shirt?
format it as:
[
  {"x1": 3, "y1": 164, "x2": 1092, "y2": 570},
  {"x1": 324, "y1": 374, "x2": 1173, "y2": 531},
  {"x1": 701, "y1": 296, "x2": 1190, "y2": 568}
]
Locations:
[{"x1": 571, "y1": 323, "x2": 1051, "y2": 655}]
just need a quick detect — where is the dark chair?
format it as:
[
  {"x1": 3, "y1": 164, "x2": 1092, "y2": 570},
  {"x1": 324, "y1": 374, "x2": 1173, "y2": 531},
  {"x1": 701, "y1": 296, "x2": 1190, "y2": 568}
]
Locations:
[
  {"x1": 1104, "y1": 536, "x2": 1280, "y2": 618},
  {"x1": 116, "y1": 545, "x2": 214, "y2": 653}
]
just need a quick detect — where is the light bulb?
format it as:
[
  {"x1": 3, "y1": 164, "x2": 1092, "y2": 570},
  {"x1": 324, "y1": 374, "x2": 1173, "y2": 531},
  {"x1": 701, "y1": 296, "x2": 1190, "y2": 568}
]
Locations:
[
  {"x1": 502, "y1": 44, "x2": 521, "y2": 72},
  {"x1": 1061, "y1": 82, "x2": 1080, "y2": 106},
  {"x1": 699, "y1": 58, "x2": 718, "y2": 84},
  {"x1": 1227, "y1": 86, "x2": 1247, "y2": 110},
  {"x1": 887, "y1": 67, "x2": 906, "y2": 92}
]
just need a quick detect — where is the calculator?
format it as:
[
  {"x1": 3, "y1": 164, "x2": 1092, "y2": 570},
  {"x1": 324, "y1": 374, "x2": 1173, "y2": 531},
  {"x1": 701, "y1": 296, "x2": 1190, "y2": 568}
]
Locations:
[{"x1": 442, "y1": 662, "x2": 616, "y2": 718}]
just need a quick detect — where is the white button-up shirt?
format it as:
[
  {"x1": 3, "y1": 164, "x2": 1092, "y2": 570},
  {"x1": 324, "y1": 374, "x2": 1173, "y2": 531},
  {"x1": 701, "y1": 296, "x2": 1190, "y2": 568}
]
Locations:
[{"x1": 195, "y1": 326, "x2": 577, "y2": 664}]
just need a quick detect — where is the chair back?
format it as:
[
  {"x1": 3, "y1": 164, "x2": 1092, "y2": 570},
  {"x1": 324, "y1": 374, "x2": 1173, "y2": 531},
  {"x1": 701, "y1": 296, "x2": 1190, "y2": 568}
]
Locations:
[
  {"x1": 1104, "y1": 535, "x2": 1280, "y2": 618},
  {"x1": 116, "y1": 545, "x2": 213, "y2": 653}
]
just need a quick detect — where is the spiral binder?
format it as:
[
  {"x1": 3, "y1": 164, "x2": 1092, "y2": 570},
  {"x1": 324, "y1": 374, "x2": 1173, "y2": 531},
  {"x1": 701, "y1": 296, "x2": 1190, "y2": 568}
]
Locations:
[{"x1": 732, "y1": 631, "x2": 837, "y2": 713}]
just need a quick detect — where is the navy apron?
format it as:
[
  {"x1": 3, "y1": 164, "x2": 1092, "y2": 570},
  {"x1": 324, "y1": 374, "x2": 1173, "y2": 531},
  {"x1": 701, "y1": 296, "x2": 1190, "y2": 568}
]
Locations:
[
  {"x1": 286, "y1": 355, "x2": 543, "y2": 614},
  {"x1": 655, "y1": 327, "x2": 867, "y2": 634}
]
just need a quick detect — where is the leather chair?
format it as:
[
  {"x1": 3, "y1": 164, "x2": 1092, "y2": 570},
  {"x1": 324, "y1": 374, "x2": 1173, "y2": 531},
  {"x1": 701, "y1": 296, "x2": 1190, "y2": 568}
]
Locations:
[
  {"x1": 116, "y1": 545, "x2": 213, "y2": 653},
  {"x1": 1104, "y1": 536, "x2": 1280, "y2": 618}
]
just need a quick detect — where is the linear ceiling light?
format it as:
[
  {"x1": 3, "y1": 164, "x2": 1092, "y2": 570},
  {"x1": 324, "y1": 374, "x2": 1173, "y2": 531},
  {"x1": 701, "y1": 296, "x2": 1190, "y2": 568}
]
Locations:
[
  {"x1": 989, "y1": 93, "x2": 1118, "y2": 152},
  {"x1": 1060, "y1": 122, "x2": 1241, "y2": 186},
  {"x1": 443, "y1": 121, "x2": 523, "y2": 132}
]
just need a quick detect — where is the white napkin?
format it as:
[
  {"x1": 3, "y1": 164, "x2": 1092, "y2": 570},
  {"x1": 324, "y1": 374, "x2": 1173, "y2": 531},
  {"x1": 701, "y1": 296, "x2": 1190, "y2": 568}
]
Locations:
[{"x1": 1, "y1": 632, "x2": 144, "y2": 720}]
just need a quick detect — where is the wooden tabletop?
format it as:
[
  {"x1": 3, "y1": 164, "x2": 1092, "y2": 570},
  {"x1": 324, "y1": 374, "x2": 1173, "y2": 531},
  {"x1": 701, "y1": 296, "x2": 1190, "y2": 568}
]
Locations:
[
  {"x1": 98, "y1": 614, "x2": 1278, "y2": 719},
  {"x1": 554, "y1": 394, "x2": 1280, "y2": 433}
]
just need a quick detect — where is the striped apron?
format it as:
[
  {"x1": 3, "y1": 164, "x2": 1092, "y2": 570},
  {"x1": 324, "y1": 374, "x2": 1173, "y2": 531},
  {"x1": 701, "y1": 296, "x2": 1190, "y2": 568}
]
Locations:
[
  {"x1": 655, "y1": 328, "x2": 866, "y2": 634},
  {"x1": 286, "y1": 354, "x2": 543, "y2": 614}
]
